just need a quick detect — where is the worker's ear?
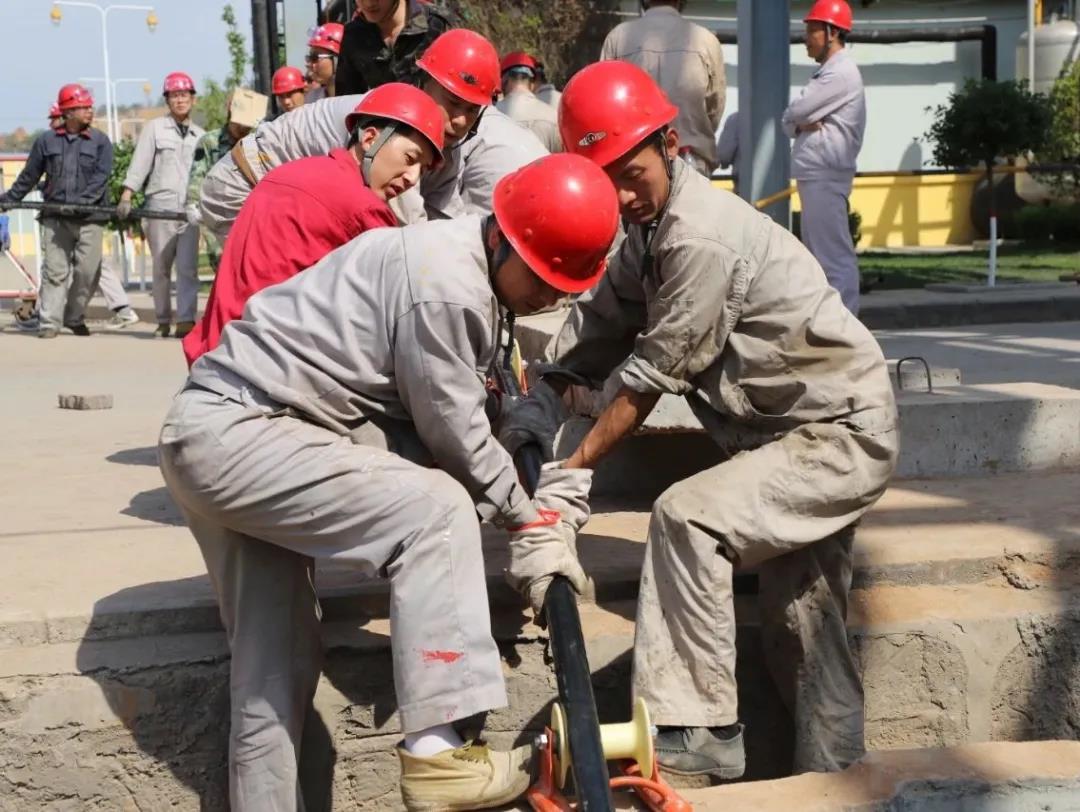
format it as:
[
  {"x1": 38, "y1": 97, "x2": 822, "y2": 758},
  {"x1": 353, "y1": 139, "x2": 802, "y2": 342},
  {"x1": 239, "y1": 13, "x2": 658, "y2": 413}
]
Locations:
[
  {"x1": 358, "y1": 125, "x2": 382, "y2": 154},
  {"x1": 486, "y1": 218, "x2": 504, "y2": 252},
  {"x1": 663, "y1": 128, "x2": 680, "y2": 161}
]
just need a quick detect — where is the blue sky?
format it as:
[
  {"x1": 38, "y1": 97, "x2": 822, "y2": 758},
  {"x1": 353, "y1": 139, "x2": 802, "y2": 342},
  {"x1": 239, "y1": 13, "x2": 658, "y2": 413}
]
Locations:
[{"x1": 0, "y1": 0, "x2": 254, "y2": 133}]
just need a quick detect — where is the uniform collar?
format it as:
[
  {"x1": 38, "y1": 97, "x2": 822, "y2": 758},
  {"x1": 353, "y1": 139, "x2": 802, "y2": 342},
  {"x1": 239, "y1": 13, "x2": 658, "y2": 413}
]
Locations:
[
  {"x1": 165, "y1": 115, "x2": 194, "y2": 137},
  {"x1": 644, "y1": 5, "x2": 680, "y2": 17},
  {"x1": 329, "y1": 146, "x2": 373, "y2": 189},
  {"x1": 57, "y1": 126, "x2": 93, "y2": 141}
]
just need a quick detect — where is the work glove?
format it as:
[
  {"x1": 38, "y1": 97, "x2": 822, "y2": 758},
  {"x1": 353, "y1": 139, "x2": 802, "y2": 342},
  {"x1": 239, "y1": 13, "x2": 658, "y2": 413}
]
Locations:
[
  {"x1": 115, "y1": 199, "x2": 132, "y2": 220},
  {"x1": 185, "y1": 203, "x2": 203, "y2": 226},
  {"x1": 506, "y1": 463, "x2": 593, "y2": 616},
  {"x1": 498, "y1": 380, "x2": 568, "y2": 463}
]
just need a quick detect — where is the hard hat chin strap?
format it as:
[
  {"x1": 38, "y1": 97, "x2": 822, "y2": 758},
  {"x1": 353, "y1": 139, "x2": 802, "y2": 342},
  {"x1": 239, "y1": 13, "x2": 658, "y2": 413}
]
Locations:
[{"x1": 358, "y1": 121, "x2": 399, "y2": 185}]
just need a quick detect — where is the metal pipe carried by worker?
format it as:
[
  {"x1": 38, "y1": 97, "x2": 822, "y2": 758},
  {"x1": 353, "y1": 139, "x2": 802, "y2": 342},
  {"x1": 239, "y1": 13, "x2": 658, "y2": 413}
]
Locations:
[{"x1": 5, "y1": 198, "x2": 187, "y2": 222}]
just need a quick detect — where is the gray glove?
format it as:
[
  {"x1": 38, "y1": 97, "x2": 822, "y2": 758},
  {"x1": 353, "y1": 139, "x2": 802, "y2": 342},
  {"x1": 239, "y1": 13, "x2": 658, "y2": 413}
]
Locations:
[
  {"x1": 498, "y1": 380, "x2": 568, "y2": 463},
  {"x1": 185, "y1": 203, "x2": 203, "y2": 226},
  {"x1": 115, "y1": 199, "x2": 132, "y2": 220},
  {"x1": 506, "y1": 463, "x2": 593, "y2": 615}
]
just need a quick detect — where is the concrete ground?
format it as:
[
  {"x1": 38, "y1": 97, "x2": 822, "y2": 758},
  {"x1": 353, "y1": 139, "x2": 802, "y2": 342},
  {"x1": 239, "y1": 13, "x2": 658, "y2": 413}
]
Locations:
[
  {"x1": 3, "y1": 317, "x2": 1080, "y2": 633},
  {"x1": 3, "y1": 314, "x2": 1080, "y2": 809}
]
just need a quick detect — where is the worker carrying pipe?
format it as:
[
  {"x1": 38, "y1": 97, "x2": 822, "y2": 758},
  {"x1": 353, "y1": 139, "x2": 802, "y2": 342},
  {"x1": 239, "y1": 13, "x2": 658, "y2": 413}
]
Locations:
[
  {"x1": 198, "y1": 29, "x2": 546, "y2": 234},
  {"x1": 501, "y1": 61, "x2": 899, "y2": 781},
  {"x1": 158, "y1": 153, "x2": 617, "y2": 811},
  {"x1": 782, "y1": 0, "x2": 867, "y2": 315}
]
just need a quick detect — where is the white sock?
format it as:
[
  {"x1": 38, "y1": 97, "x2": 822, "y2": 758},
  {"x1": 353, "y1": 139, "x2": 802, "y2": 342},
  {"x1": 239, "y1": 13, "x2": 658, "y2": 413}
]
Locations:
[{"x1": 404, "y1": 723, "x2": 464, "y2": 757}]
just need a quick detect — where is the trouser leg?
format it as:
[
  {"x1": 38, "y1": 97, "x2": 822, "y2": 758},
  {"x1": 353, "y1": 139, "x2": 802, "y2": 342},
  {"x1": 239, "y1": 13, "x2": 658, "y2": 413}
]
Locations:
[
  {"x1": 798, "y1": 178, "x2": 860, "y2": 315},
  {"x1": 183, "y1": 507, "x2": 322, "y2": 812},
  {"x1": 146, "y1": 219, "x2": 179, "y2": 324},
  {"x1": 96, "y1": 259, "x2": 131, "y2": 310},
  {"x1": 174, "y1": 222, "x2": 200, "y2": 323},
  {"x1": 159, "y1": 389, "x2": 507, "y2": 737},
  {"x1": 758, "y1": 525, "x2": 864, "y2": 773},
  {"x1": 632, "y1": 415, "x2": 896, "y2": 744},
  {"x1": 37, "y1": 218, "x2": 76, "y2": 331},
  {"x1": 64, "y1": 223, "x2": 104, "y2": 327}
]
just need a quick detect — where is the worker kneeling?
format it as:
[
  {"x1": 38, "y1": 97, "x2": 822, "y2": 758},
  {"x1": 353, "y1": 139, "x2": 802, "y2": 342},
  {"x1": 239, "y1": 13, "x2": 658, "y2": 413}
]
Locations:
[
  {"x1": 158, "y1": 153, "x2": 618, "y2": 811},
  {"x1": 505, "y1": 62, "x2": 899, "y2": 779}
]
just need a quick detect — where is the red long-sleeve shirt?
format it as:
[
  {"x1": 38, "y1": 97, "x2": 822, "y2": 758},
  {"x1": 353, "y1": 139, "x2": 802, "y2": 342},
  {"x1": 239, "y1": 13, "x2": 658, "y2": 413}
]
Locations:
[{"x1": 183, "y1": 147, "x2": 397, "y2": 366}]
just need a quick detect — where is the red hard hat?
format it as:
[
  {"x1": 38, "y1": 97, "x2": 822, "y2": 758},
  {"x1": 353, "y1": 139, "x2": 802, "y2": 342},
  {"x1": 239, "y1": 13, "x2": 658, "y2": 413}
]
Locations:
[
  {"x1": 416, "y1": 29, "x2": 499, "y2": 107},
  {"x1": 804, "y1": 0, "x2": 853, "y2": 31},
  {"x1": 57, "y1": 83, "x2": 94, "y2": 112},
  {"x1": 493, "y1": 154, "x2": 619, "y2": 294},
  {"x1": 558, "y1": 61, "x2": 678, "y2": 168},
  {"x1": 272, "y1": 66, "x2": 307, "y2": 95},
  {"x1": 308, "y1": 22, "x2": 344, "y2": 55},
  {"x1": 345, "y1": 83, "x2": 446, "y2": 168},
  {"x1": 48, "y1": 102, "x2": 62, "y2": 118},
  {"x1": 500, "y1": 51, "x2": 537, "y2": 74},
  {"x1": 163, "y1": 71, "x2": 196, "y2": 95}
]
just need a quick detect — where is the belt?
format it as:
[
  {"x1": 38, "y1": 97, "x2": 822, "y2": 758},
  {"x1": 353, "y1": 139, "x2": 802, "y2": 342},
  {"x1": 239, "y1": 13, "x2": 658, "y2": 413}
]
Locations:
[{"x1": 230, "y1": 142, "x2": 260, "y2": 188}]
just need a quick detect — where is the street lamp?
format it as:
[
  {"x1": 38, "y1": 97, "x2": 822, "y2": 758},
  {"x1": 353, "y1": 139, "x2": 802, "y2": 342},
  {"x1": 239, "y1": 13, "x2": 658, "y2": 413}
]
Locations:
[
  {"x1": 49, "y1": 2, "x2": 158, "y2": 143},
  {"x1": 79, "y1": 76, "x2": 150, "y2": 140}
]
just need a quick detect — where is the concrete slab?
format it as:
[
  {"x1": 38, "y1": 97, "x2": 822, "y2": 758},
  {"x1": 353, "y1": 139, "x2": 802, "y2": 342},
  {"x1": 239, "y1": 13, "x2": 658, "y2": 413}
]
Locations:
[{"x1": 664, "y1": 741, "x2": 1080, "y2": 812}]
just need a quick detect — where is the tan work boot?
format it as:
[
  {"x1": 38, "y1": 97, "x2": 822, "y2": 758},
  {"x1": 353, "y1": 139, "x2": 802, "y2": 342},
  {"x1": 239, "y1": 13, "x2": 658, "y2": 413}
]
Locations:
[{"x1": 398, "y1": 740, "x2": 533, "y2": 811}]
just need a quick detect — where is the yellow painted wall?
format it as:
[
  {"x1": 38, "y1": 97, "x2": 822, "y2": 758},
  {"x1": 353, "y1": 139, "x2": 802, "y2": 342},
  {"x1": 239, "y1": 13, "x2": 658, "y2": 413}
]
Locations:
[{"x1": 713, "y1": 171, "x2": 981, "y2": 248}]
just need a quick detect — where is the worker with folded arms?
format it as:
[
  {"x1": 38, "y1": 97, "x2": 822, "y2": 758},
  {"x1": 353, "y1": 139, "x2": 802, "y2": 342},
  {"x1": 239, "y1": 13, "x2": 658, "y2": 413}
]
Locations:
[
  {"x1": 119, "y1": 71, "x2": 205, "y2": 338},
  {"x1": 159, "y1": 153, "x2": 618, "y2": 810},
  {"x1": 783, "y1": 0, "x2": 866, "y2": 314},
  {"x1": 503, "y1": 61, "x2": 898, "y2": 780},
  {"x1": 182, "y1": 83, "x2": 445, "y2": 366},
  {"x1": 199, "y1": 28, "x2": 509, "y2": 231}
]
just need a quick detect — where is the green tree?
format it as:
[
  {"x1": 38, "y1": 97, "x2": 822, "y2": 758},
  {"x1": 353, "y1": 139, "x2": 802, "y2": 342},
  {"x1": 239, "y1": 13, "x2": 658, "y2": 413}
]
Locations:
[
  {"x1": 1041, "y1": 59, "x2": 1080, "y2": 197},
  {"x1": 194, "y1": 4, "x2": 251, "y2": 130},
  {"x1": 446, "y1": 0, "x2": 619, "y2": 87},
  {"x1": 925, "y1": 79, "x2": 1052, "y2": 207}
]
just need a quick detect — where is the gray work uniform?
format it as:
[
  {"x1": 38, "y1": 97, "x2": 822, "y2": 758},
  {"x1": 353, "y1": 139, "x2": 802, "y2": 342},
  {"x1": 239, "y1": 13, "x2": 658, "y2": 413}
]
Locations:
[
  {"x1": 495, "y1": 89, "x2": 562, "y2": 153},
  {"x1": 123, "y1": 115, "x2": 204, "y2": 325},
  {"x1": 550, "y1": 160, "x2": 898, "y2": 774},
  {"x1": 783, "y1": 49, "x2": 866, "y2": 315},
  {"x1": 601, "y1": 5, "x2": 726, "y2": 173},
  {"x1": 456, "y1": 107, "x2": 548, "y2": 216},
  {"x1": 534, "y1": 84, "x2": 561, "y2": 108},
  {"x1": 160, "y1": 217, "x2": 535, "y2": 809}
]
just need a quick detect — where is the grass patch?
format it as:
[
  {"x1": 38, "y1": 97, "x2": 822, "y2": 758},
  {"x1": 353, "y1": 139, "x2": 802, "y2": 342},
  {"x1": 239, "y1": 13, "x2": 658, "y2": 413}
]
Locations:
[{"x1": 860, "y1": 244, "x2": 1080, "y2": 290}]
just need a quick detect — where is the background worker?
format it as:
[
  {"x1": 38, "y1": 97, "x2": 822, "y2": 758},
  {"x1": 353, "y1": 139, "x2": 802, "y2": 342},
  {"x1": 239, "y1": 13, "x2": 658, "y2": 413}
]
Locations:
[
  {"x1": 272, "y1": 66, "x2": 307, "y2": 114},
  {"x1": 304, "y1": 22, "x2": 344, "y2": 102},
  {"x1": 495, "y1": 51, "x2": 562, "y2": 153},
  {"x1": 183, "y1": 83, "x2": 444, "y2": 366},
  {"x1": 119, "y1": 72, "x2": 204, "y2": 339},
  {"x1": 506, "y1": 61, "x2": 898, "y2": 780},
  {"x1": 0, "y1": 84, "x2": 113, "y2": 339},
  {"x1": 783, "y1": 0, "x2": 866, "y2": 315},
  {"x1": 159, "y1": 154, "x2": 617, "y2": 811},
  {"x1": 47, "y1": 102, "x2": 63, "y2": 131},
  {"x1": 335, "y1": 0, "x2": 457, "y2": 96},
  {"x1": 600, "y1": 0, "x2": 725, "y2": 176},
  {"x1": 198, "y1": 29, "x2": 502, "y2": 234},
  {"x1": 533, "y1": 59, "x2": 560, "y2": 107},
  {"x1": 185, "y1": 96, "x2": 255, "y2": 272}
]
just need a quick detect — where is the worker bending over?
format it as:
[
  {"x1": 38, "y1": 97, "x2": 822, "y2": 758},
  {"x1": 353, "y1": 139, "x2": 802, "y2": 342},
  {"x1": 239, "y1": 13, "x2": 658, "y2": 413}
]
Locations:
[
  {"x1": 183, "y1": 84, "x2": 444, "y2": 365},
  {"x1": 160, "y1": 154, "x2": 617, "y2": 811}
]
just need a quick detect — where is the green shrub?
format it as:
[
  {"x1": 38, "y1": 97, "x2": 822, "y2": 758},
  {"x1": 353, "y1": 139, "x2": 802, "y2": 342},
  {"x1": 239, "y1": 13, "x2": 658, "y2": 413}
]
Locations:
[
  {"x1": 1014, "y1": 205, "x2": 1054, "y2": 242},
  {"x1": 1048, "y1": 203, "x2": 1080, "y2": 243}
]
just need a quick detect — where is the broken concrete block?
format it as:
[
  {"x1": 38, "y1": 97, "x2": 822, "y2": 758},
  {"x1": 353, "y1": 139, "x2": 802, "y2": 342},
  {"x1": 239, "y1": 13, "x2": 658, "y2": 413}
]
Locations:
[{"x1": 57, "y1": 394, "x2": 113, "y2": 410}]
